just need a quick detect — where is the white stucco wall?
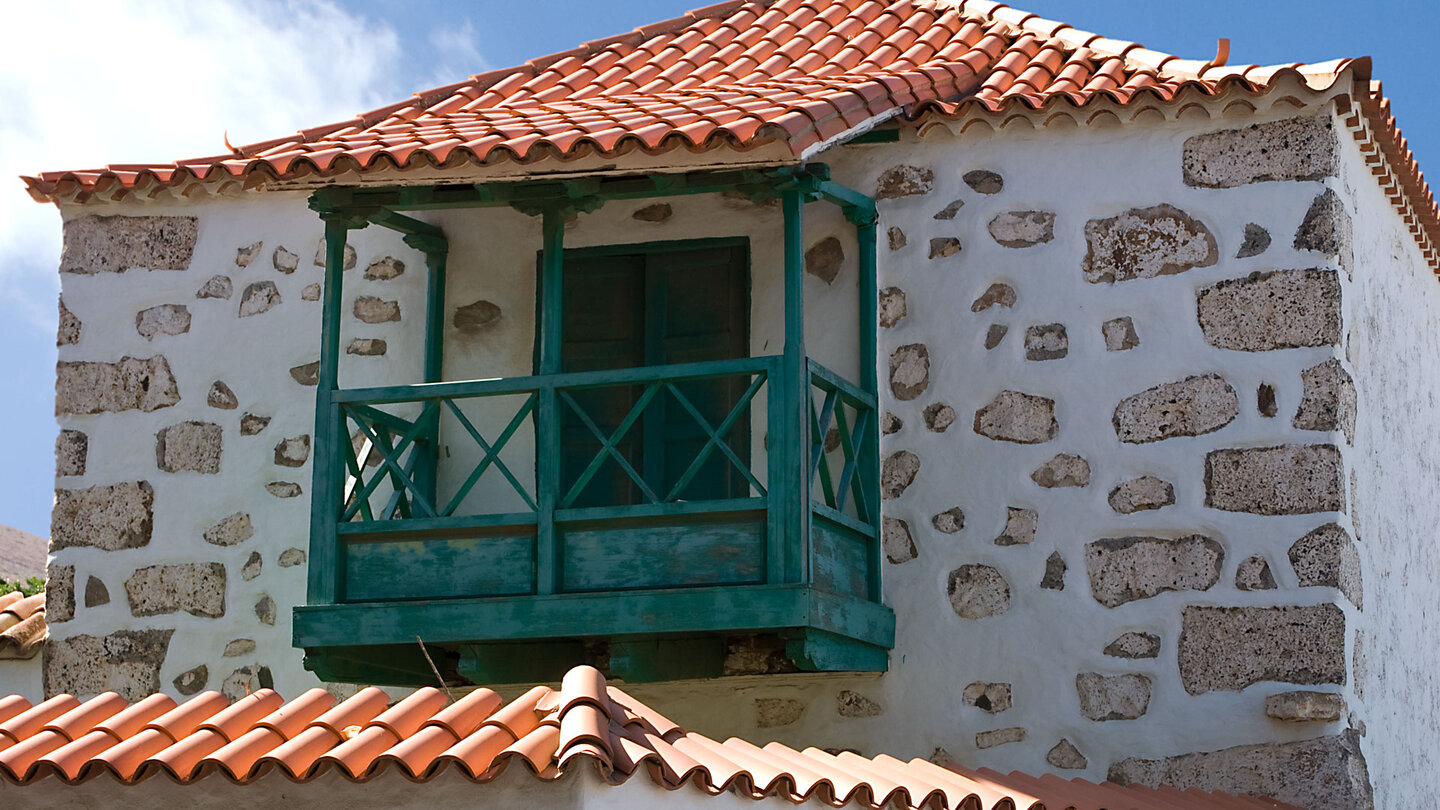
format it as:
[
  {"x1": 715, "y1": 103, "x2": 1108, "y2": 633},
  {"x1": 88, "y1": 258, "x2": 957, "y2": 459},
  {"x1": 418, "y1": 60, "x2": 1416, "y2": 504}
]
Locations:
[{"x1": 0, "y1": 657, "x2": 43, "y2": 704}]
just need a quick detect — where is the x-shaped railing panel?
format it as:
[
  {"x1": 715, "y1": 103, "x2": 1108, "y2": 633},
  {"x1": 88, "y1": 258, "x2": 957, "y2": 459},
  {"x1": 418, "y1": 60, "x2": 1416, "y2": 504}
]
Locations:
[{"x1": 809, "y1": 379, "x2": 876, "y2": 526}]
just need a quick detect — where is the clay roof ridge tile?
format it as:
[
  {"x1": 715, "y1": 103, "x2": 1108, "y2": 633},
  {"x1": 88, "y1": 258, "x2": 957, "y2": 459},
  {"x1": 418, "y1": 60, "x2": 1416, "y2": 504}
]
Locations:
[
  {"x1": 0, "y1": 593, "x2": 22, "y2": 613},
  {"x1": 0, "y1": 694, "x2": 84, "y2": 750}
]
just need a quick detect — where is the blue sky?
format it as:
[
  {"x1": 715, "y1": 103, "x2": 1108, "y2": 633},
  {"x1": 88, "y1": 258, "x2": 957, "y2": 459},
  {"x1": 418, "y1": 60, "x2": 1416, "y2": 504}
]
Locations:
[{"x1": 0, "y1": 0, "x2": 1434, "y2": 537}]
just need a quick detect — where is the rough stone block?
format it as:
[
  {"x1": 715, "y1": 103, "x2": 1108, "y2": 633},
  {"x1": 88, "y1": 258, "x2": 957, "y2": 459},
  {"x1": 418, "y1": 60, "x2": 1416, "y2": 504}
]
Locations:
[
  {"x1": 755, "y1": 697, "x2": 804, "y2": 728},
  {"x1": 962, "y1": 681, "x2": 1011, "y2": 713},
  {"x1": 55, "y1": 429, "x2": 87, "y2": 476},
  {"x1": 1235, "y1": 556, "x2": 1278, "y2": 591},
  {"x1": 1108, "y1": 476, "x2": 1174, "y2": 514},
  {"x1": 1293, "y1": 188, "x2": 1352, "y2": 272},
  {"x1": 238, "y1": 281, "x2": 282, "y2": 317},
  {"x1": 124, "y1": 563, "x2": 226, "y2": 618},
  {"x1": 203, "y1": 512, "x2": 253, "y2": 547},
  {"x1": 888, "y1": 344, "x2": 929, "y2": 400},
  {"x1": 1266, "y1": 691, "x2": 1346, "y2": 722},
  {"x1": 354, "y1": 296, "x2": 400, "y2": 323},
  {"x1": 974, "y1": 391, "x2": 1057, "y2": 444},
  {"x1": 223, "y1": 638, "x2": 256, "y2": 657},
  {"x1": 984, "y1": 324, "x2": 1008, "y2": 350},
  {"x1": 970, "y1": 282, "x2": 1015, "y2": 312},
  {"x1": 290, "y1": 362, "x2": 320, "y2": 386},
  {"x1": 240, "y1": 413, "x2": 271, "y2": 435},
  {"x1": 988, "y1": 211, "x2": 1055, "y2": 248},
  {"x1": 222, "y1": 665, "x2": 275, "y2": 702},
  {"x1": 364, "y1": 256, "x2": 405, "y2": 280},
  {"x1": 947, "y1": 564, "x2": 1010, "y2": 619},
  {"x1": 1024, "y1": 323, "x2": 1067, "y2": 361},
  {"x1": 1179, "y1": 605, "x2": 1345, "y2": 694},
  {"x1": 135, "y1": 304, "x2": 191, "y2": 340},
  {"x1": 279, "y1": 548, "x2": 307, "y2": 567},
  {"x1": 52, "y1": 481, "x2": 153, "y2": 551},
  {"x1": 1114, "y1": 374, "x2": 1238, "y2": 443},
  {"x1": 1205, "y1": 445, "x2": 1343, "y2": 515},
  {"x1": 155, "y1": 422, "x2": 223, "y2": 474},
  {"x1": 43, "y1": 629, "x2": 174, "y2": 701},
  {"x1": 267, "y1": 482, "x2": 303, "y2": 498},
  {"x1": 922, "y1": 403, "x2": 955, "y2": 432},
  {"x1": 836, "y1": 690, "x2": 881, "y2": 718},
  {"x1": 1289, "y1": 523, "x2": 1362, "y2": 608},
  {"x1": 173, "y1": 664, "x2": 208, "y2": 696},
  {"x1": 993, "y1": 506, "x2": 1036, "y2": 546},
  {"x1": 881, "y1": 412, "x2": 902, "y2": 434},
  {"x1": 83, "y1": 576, "x2": 109, "y2": 608},
  {"x1": 963, "y1": 169, "x2": 1003, "y2": 194},
  {"x1": 255, "y1": 595, "x2": 276, "y2": 626},
  {"x1": 886, "y1": 227, "x2": 906, "y2": 250},
  {"x1": 723, "y1": 635, "x2": 795, "y2": 676},
  {"x1": 273, "y1": 434, "x2": 311, "y2": 468},
  {"x1": 301, "y1": 283, "x2": 322, "y2": 301},
  {"x1": 1047, "y1": 739, "x2": 1087, "y2": 769},
  {"x1": 1103, "y1": 317, "x2": 1139, "y2": 351},
  {"x1": 57, "y1": 297, "x2": 81, "y2": 345},
  {"x1": 881, "y1": 451, "x2": 919, "y2": 499},
  {"x1": 207, "y1": 380, "x2": 238, "y2": 410},
  {"x1": 1104, "y1": 632, "x2": 1160, "y2": 659},
  {"x1": 346, "y1": 338, "x2": 387, "y2": 356},
  {"x1": 1040, "y1": 552, "x2": 1067, "y2": 590},
  {"x1": 60, "y1": 215, "x2": 198, "y2": 274},
  {"x1": 241, "y1": 552, "x2": 263, "y2": 581},
  {"x1": 1031, "y1": 454, "x2": 1089, "y2": 488},
  {"x1": 975, "y1": 727, "x2": 1026, "y2": 749},
  {"x1": 882, "y1": 517, "x2": 917, "y2": 564},
  {"x1": 1257, "y1": 383, "x2": 1278, "y2": 417},
  {"x1": 1083, "y1": 204, "x2": 1217, "y2": 283},
  {"x1": 1077, "y1": 673, "x2": 1150, "y2": 720},
  {"x1": 1085, "y1": 535, "x2": 1223, "y2": 608},
  {"x1": 1182, "y1": 116, "x2": 1339, "y2": 188},
  {"x1": 933, "y1": 199, "x2": 964, "y2": 220},
  {"x1": 56, "y1": 356, "x2": 180, "y2": 415},
  {"x1": 47, "y1": 564, "x2": 74, "y2": 623},
  {"x1": 1294, "y1": 359, "x2": 1355, "y2": 443},
  {"x1": 235, "y1": 242, "x2": 262, "y2": 267},
  {"x1": 928, "y1": 237, "x2": 961, "y2": 259},
  {"x1": 875, "y1": 165, "x2": 933, "y2": 199},
  {"x1": 195, "y1": 275, "x2": 233, "y2": 300},
  {"x1": 1237, "y1": 223, "x2": 1271, "y2": 258},
  {"x1": 804, "y1": 237, "x2": 843, "y2": 283},
  {"x1": 273, "y1": 246, "x2": 299, "y2": 274},
  {"x1": 878, "y1": 287, "x2": 906, "y2": 327},
  {"x1": 1197, "y1": 269, "x2": 1341, "y2": 351},
  {"x1": 631, "y1": 203, "x2": 672, "y2": 223},
  {"x1": 1109, "y1": 731, "x2": 1370, "y2": 810},
  {"x1": 932, "y1": 506, "x2": 965, "y2": 534}
]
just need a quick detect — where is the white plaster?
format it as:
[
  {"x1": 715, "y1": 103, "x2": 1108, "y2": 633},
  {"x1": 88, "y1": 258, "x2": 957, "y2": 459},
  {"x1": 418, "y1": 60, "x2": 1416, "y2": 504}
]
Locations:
[{"x1": 0, "y1": 657, "x2": 43, "y2": 703}]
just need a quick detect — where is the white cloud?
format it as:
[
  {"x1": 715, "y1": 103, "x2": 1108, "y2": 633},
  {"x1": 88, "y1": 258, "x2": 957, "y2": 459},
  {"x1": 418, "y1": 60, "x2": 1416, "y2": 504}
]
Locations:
[
  {"x1": 426, "y1": 20, "x2": 491, "y2": 88},
  {"x1": 0, "y1": 0, "x2": 407, "y2": 324}
]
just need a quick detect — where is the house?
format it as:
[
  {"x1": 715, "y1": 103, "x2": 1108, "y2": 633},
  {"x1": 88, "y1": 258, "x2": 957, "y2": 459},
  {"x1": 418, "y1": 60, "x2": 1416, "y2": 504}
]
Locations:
[{"x1": 12, "y1": 0, "x2": 1439, "y2": 807}]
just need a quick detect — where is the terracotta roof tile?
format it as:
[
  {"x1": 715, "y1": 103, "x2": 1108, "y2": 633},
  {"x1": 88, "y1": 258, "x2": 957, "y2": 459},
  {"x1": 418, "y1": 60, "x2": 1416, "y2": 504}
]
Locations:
[{"x1": 0, "y1": 591, "x2": 45, "y2": 661}]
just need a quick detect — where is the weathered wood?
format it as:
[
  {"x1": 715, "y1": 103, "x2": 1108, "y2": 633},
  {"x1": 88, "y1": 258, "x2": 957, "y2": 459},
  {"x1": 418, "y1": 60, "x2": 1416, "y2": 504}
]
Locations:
[
  {"x1": 786, "y1": 628, "x2": 888, "y2": 672},
  {"x1": 561, "y1": 518, "x2": 764, "y2": 591},
  {"x1": 610, "y1": 637, "x2": 725, "y2": 682},
  {"x1": 344, "y1": 535, "x2": 535, "y2": 601},
  {"x1": 456, "y1": 641, "x2": 588, "y2": 684},
  {"x1": 811, "y1": 516, "x2": 869, "y2": 599}
]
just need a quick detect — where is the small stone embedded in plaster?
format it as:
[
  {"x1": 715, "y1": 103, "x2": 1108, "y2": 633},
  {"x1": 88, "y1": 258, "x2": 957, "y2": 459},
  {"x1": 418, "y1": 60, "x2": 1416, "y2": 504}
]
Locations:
[
  {"x1": 235, "y1": 241, "x2": 263, "y2": 268},
  {"x1": 347, "y1": 338, "x2": 388, "y2": 356},
  {"x1": 881, "y1": 451, "x2": 920, "y2": 499},
  {"x1": 207, "y1": 381, "x2": 239, "y2": 410},
  {"x1": 1289, "y1": 523, "x2": 1362, "y2": 608},
  {"x1": 57, "y1": 297, "x2": 82, "y2": 345},
  {"x1": 1204, "y1": 445, "x2": 1343, "y2": 515},
  {"x1": 252, "y1": 596, "x2": 274, "y2": 627},
  {"x1": 1196, "y1": 269, "x2": 1341, "y2": 351},
  {"x1": 354, "y1": 296, "x2": 401, "y2": 323},
  {"x1": 1024, "y1": 323, "x2": 1067, "y2": 360},
  {"x1": 993, "y1": 506, "x2": 1037, "y2": 546},
  {"x1": 631, "y1": 203, "x2": 673, "y2": 223},
  {"x1": 279, "y1": 548, "x2": 307, "y2": 567},
  {"x1": 84, "y1": 576, "x2": 109, "y2": 608},
  {"x1": 301, "y1": 283, "x2": 322, "y2": 301},
  {"x1": 204, "y1": 512, "x2": 253, "y2": 547},
  {"x1": 929, "y1": 748, "x2": 957, "y2": 767},
  {"x1": 928, "y1": 237, "x2": 961, "y2": 259},
  {"x1": 878, "y1": 287, "x2": 906, "y2": 328},
  {"x1": 1040, "y1": 552, "x2": 1066, "y2": 590},
  {"x1": 1179, "y1": 604, "x2": 1346, "y2": 694},
  {"x1": 224, "y1": 639, "x2": 256, "y2": 657},
  {"x1": 882, "y1": 517, "x2": 918, "y2": 564},
  {"x1": 272, "y1": 246, "x2": 299, "y2": 274},
  {"x1": 922, "y1": 402, "x2": 956, "y2": 432},
  {"x1": 970, "y1": 283, "x2": 1015, "y2": 312},
  {"x1": 273, "y1": 435, "x2": 311, "y2": 468},
  {"x1": 887, "y1": 227, "x2": 907, "y2": 250},
  {"x1": 1108, "y1": 476, "x2": 1175, "y2": 514},
  {"x1": 55, "y1": 429, "x2": 87, "y2": 476},
  {"x1": 61, "y1": 215, "x2": 197, "y2": 275},
  {"x1": 988, "y1": 211, "x2": 1055, "y2": 248},
  {"x1": 1257, "y1": 383, "x2": 1278, "y2": 417},
  {"x1": 975, "y1": 727, "x2": 1026, "y2": 749},
  {"x1": 1294, "y1": 358, "x2": 1355, "y2": 443},
  {"x1": 1266, "y1": 691, "x2": 1346, "y2": 723},
  {"x1": 1235, "y1": 556, "x2": 1278, "y2": 591},
  {"x1": 1085, "y1": 535, "x2": 1223, "y2": 608},
  {"x1": 56, "y1": 356, "x2": 180, "y2": 415},
  {"x1": 875, "y1": 165, "x2": 934, "y2": 199},
  {"x1": 946, "y1": 564, "x2": 1010, "y2": 619},
  {"x1": 196, "y1": 275, "x2": 234, "y2": 300},
  {"x1": 1047, "y1": 739, "x2": 1087, "y2": 769},
  {"x1": 454, "y1": 300, "x2": 502, "y2": 333},
  {"x1": 312, "y1": 242, "x2": 357, "y2": 270},
  {"x1": 173, "y1": 665, "x2": 208, "y2": 696},
  {"x1": 837, "y1": 690, "x2": 882, "y2": 718},
  {"x1": 974, "y1": 391, "x2": 1057, "y2": 444},
  {"x1": 1182, "y1": 116, "x2": 1339, "y2": 188},
  {"x1": 1082, "y1": 204, "x2": 1217, "y2": 283},
  {"x1": 984, "y1": 324, "x2": 1008, "y2": 350},
  {"x1": 51, "y1": 481, "x2": 154, "y2": 551},
  {"x1": 805, "y1": 236, "x2": 844, "y2": 284},
  {"x1": 962, "y1": 682, "x2": 1012, "y2": 713},
  {"x1": 290, "y1": 362, "x2": 320, "y2": 386},
  {"x1": 881, "y1": 412, "x2": 902, "y2": 434},
  {"x1": 1102, "y1": 317, "x2": 1139, "y2": 351},
  {"x1": 963, "y1": 169, "x2": 1004, "y2": 194},
  {"x1": 888, "y1": 344, "x2": 930, "y2": 400},
  {"x1": 238, "y1": 281, "x2": 282, "y2": 317},
  {"x1": 1104, "y1": 632, "x2": 1161, "y2": 659},
  {"x1": 1031, "y1": 454, "x2": 1090, "y2": 488},
  {"x1": 1077, "y1": 673, "x2": 1151, "y2": 721},
  {"x1": 723, "y1": 636, "x2": 797, "y2": 676},
  {"x1": 1293, "y1": 188, "x2": 1353, "y2": 273},
  {"x1": 932, "y1": 507, "x2": 965, "y2": 534},
  {"x1": 124, "y1": 563, "x2": 226, "y2": 618},
  {"x1": 221, "y1": 666, "x2": 266, "y2": 702},
  {"x1": 1113, "y1": 374, "x2": 1239, "y2": 444},
  {"x1": 1237, "y1": 223, "x2": 1272, "y2": 258},
  {"x1": 241, "y1": 552, "x2": 263, "y2": 581},
  {"x1": 720, "y1": 191, "x2": 777, "y2": 209},
  {"x1": 43, "y1": 629, "x2": 174, "y2": 702},
  {"x1": 933, "y1": 199, "x2": 965, "y2": 220},
  {"x1": 47, "y1": 565, "x2": 74, "y2": 622},
  {"x1": 364, "y1": 256, "x2": 405, "y2": 280},
  {"x1": 755, "y1": 697, "x2": 805, "y2": 728},
  {"x1": 266, "y1": 482, "x2": 303, "y2": 498},
  {"x1": 240, "y1": 413, "x2": 271, "y2": 435},
  {"x1": 155, "y1": 421, "x2": 222, "y2": 474}
]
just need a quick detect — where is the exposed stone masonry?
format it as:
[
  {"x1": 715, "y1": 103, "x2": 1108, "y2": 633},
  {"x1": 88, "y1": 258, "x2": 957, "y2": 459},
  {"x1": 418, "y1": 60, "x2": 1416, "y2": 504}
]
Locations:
[
  {"x1": 1083, "y1": 205, "x2": 1217, "y2": 283},
  {"x1": 61, "y1": 215, "x2": 198, "y2": 274}
]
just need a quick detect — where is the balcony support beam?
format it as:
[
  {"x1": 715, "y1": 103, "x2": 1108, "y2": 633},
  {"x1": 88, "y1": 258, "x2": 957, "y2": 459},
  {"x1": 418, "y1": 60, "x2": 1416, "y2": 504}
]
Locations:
[{"x1": 779, "y1": 187, "x2": 810, "y2": 586}]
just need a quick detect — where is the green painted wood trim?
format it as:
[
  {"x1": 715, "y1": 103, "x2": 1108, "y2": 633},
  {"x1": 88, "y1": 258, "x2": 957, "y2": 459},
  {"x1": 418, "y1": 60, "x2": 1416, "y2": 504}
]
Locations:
[
  {"x1": 807, "y1": 358, "x2": 875, "y2": 408},
  {"x1": 536, "y1": 207, "x2": 565, "y2": 595},
  {"x1": 423, "y1": 247, "x2": 447, "y2": 384},
  {"x1": 307, "y1": 219, "x2": 354, "y2": 605},
  {"x1": 555, "y1": 497, "x2": 766, "y2": 524},
  {"x1": 780, "y1": 187, "x2": 810, "y2": 586},
  {"x1": 337, "y1": 511, "x2": 539, "y2": 537},
  {"x1": 811, "y1": 502, "x2": 876, "y2": 541},
  {"x1": 609, "y1": 637, "x2": 725, "y2": 681},
  {"x1": 456, "y1": 641, "x2": 588, "y2": 685},
  {"x1": 855, "y1": 218, "x2": 878, "y2": 398},
  {"x1": 785, "y1": 628, "x2": 889, "y2": 672},
  {"x1": 294, "y1": 584, "x2": 893, "y2": 648}
]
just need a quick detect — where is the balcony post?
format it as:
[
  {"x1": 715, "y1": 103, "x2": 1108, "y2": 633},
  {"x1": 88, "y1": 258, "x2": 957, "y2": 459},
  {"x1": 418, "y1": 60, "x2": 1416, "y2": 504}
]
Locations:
[
  {"x1": 849, "y1": 202, "x2": 881, "y2": 602},
  {"x1": 308, "y1": 216, "x2": 356, "y2": 605},
  {"x1": 778, "y1": 187, "x2": 810, "y2": 585},
  {"x1": 536, "y1": 206, "x2": 566, "y2": 594}
]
